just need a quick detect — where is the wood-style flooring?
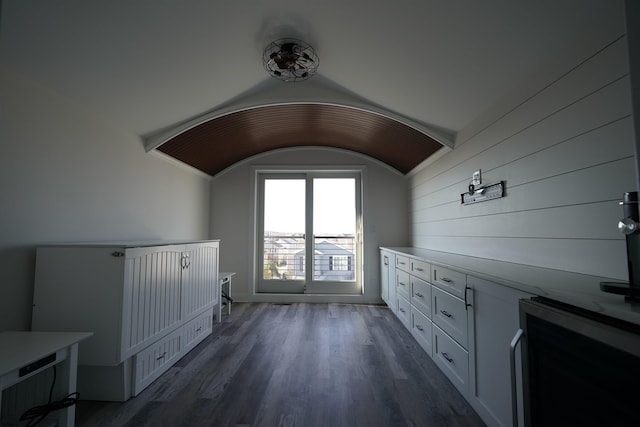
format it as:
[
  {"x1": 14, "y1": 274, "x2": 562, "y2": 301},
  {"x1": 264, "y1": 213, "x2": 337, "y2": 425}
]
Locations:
[{"x1": 76, "y1": 303, "x2": 485, "y2": 427}]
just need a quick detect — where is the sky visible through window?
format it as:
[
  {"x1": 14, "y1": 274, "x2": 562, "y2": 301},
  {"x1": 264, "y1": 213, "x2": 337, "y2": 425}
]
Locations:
[{"x1": 264, "y1": 178, "x2": 355, "y2": 235}]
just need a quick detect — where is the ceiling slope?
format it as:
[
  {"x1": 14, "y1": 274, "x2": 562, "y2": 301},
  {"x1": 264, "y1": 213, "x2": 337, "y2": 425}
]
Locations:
[{"x1": 157, "y1": 103, "x2": 443, "y2": 176}]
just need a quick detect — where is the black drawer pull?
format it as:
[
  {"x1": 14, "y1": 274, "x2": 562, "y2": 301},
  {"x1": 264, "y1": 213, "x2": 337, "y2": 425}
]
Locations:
[
  {"x1": 440, "y1": 310, "x2": 453, "y2": 318},
  {"x1": 416, "y1": 325, "x2": 424, "y2": 332},
  {"x1": 414, "y1": 267, "x2": 424, "y2": 272},
  {"x1": 156, "y1": 351, "x2": 167, "y2": 361},
  {"x1": 442, "y1": 352, "x2": 454, "y2": 363},
  {"x1": 398, "y1": 281, "x2": 407, "y2": 287},
  {"x1": 441, "y1": 277, "x2": 453, "y2": 283},
  {"x1": 415, "y1": 292, "x2": 424, "y2": 298},
  {"x1": 399, "y1": 308, "x2": 406, "y2": 313}
]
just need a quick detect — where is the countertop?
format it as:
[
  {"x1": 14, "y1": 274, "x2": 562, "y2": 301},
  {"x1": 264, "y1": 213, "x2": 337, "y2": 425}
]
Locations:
[{"x1": 381, "y1": 247, "x2": 640, "y2": 326}]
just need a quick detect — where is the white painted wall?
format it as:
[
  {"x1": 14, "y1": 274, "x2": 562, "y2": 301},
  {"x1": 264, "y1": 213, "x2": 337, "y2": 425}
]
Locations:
[
  {"x1": 409, "y1": 35, "x2": 634, "y2": 280},
  {"x1": 209, "y1": 147, "x2": 409, "y2": 303},
  {"x1": 0, "y1": 67, "x2": 211, "y2": 331}
]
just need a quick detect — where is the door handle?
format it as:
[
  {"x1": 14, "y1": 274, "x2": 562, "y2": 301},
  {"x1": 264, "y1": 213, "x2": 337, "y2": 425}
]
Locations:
[{"x1": 510, "y1": 328, "x2": 525, "y2": 427}]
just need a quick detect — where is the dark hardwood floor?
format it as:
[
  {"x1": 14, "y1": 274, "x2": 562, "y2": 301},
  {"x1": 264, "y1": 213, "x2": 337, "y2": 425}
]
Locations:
[{"x1": 76, "y1": 303, "x2": 485, "y2": 427}]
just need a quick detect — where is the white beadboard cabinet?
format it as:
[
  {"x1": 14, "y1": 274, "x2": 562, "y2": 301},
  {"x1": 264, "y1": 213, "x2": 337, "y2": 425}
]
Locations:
[{"x1": 31, "y1": 240, "x2": 219, "y2": 401}]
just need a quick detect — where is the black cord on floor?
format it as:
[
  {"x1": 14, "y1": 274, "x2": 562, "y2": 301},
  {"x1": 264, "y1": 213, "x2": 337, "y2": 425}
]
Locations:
[{"x1": 19, "y1": 366, "x2": 80, "y2": 427}]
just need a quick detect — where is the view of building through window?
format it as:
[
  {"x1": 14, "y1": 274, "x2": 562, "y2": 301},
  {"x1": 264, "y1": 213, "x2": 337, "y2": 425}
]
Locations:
[{"x1": 263, "y1": 177, "x2": 356, "y2": 281}]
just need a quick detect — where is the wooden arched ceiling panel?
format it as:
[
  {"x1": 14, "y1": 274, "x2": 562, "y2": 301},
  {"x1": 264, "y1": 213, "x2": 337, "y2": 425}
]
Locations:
[{"x1": 157, "y1": 104, "x2": 443, "y2": 176}]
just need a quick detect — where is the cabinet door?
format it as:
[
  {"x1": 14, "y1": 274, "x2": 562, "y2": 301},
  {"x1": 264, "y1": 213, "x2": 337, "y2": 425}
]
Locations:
[
  {"x1": 410, "y1": 258, "x2": 430, "y2": 282},
  {"x1": 380, "y1": 250, "x2": 390, "y2": 305},
  {"x1": 411, "y1": 276, "x2": 431, "y2": 319},
  {"x1": 396, "y1": 295, "x2": 411, "y2": 329},
  {"x1": 432, "y1": 286, "x2": 468, "y2": 348},
  {"x1": 387, "y1": 252, "x2": 397, "y2": 313},
  {"x1": 182, "y1": 242, "x2": 219, "y2": 320},
  {"x1": 396, "y1": 269, "x2": 411, "y2": 300},
  {"x1": 432, "y1": 265, "x2": 467, "y2": 299},
  {"x1": 122, "y1": 245, "x2": 184, "y2": 360},
  {"x1": 467, "y1": 276, "x2": 533, "y2": 427},
  {"x1": 395, "y1": 255, "x2": 411, "y2": 273}
]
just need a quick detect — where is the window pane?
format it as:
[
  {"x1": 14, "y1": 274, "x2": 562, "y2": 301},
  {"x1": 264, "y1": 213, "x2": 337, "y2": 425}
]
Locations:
[
  {"x1": 263, "y1": 179, "x2": 305, "y2": 280},
  {"x1": 313, "y1": 178, "x2": 356, "y2": 281}
]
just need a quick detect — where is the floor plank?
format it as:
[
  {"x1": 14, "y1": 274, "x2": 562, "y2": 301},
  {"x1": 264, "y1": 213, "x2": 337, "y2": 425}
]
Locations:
[{"x1": 76, "y1": 303, "x2": 485, "y2": 427}]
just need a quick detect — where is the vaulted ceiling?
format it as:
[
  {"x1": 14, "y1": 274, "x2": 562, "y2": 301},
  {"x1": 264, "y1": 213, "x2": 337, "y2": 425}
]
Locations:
[{"x1": 0, "y1": 1, "x2": 625, "y2": 176}]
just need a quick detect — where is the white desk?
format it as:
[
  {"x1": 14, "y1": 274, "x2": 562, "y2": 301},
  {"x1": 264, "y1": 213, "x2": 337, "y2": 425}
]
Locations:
[
  {"x1": 218, "y1": 272, "x2": 236, "y2": 322},
  {"x1": 0, "y1": 331, "x2": 92, "y2": 427}
]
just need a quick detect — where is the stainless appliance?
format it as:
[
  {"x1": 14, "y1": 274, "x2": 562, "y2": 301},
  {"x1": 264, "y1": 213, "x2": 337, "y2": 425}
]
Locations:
[{"x1": 511, "y1": 297, "x2": 640, "y2": 427}]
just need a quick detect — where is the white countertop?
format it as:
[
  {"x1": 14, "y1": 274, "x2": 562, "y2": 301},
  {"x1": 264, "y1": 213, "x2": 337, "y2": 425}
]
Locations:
[
  {"x1": 0, "y1": 331, "x2": 93, "y2": 376},
  {"x1": 381, "y1": 247, "x2": 640, "y2": 326},
  {"x1": 38, "y1": 240, "x2": 220, "y2": 248}
]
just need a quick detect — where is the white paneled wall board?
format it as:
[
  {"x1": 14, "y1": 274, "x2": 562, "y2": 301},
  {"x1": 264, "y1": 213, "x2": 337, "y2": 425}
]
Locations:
[
  {"x1": 409, "y1": 33, "x2": 633, "y2": 281},
  {"x1": 415, "y1": 157, "x2": 636, "y2": 225},
  {"x1": 415, "y1": 236, "x2": 626, "y2": 280},
  {"x1": 412, "y1": 35, "x2": 630, "y2": 190},
  {"x1": 415, "y1": 201, "x2": 624, "y2": 241},
  {"x1": 412, "y1": 73, "x2": 632, "y2": 201},
  {"x1": 412, "y1": 115, "x2": 635, "y2": 214}
]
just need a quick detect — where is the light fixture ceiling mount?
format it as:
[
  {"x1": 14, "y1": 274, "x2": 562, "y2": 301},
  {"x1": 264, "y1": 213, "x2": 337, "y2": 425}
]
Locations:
[{"x1": 263, "y1": 38, "x2": 318, "y2": 82}]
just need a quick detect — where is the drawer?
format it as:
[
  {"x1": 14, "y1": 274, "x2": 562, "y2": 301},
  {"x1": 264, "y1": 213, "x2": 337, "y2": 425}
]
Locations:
[
  {"x1": 133, "y1": 327, "x2": 183, "y2": 396},
  {"x1": 396, "y1": 269, "x2": 411, "y2": 300},
  {"x1": 410, "y1": 258, "x2": 430, "y2": 282},
  {"x1": 432, "y1": 286, "x2": 468, "y2": 348},
  {"x1": 396, "y1": 295, "x2": 411, "y2": 329},
  {"x1": 411, "y1": 306, "x2": 433, "y2": 357},
  {"x1": 432, "y1": 265, "x2": 467, "y2": 299},
  {"x1": 411, "y1": 276, "x2": 431, "y2": 318},
  {"x1": 183, "y1": 309, "x2": 213, "y2": 353},
  {"x1": 395, "y1": 255, "x2": 411, "y2": 273},
  {"x1": 433, "y1": 324, "x2": 469, "y2": 397}
]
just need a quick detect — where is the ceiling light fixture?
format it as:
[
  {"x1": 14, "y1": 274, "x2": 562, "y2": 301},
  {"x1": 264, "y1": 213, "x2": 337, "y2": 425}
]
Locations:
[{"x1": 263, "y1": 38, "x2": 318, "y2": 82}]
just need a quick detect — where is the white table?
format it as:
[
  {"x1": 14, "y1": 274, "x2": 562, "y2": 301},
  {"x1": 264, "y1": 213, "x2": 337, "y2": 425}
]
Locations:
[
  {"x1": 0, "y1": 331, "x2": 92, "y2": 427},
  {"x1": 218, "y1": 272, "x2": 236, "y2": 322}
]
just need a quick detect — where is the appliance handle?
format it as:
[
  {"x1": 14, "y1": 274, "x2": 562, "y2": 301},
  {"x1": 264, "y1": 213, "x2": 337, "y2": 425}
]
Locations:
[{"x1": 510, "y1": 328, "x2": 525, "y2": 427}]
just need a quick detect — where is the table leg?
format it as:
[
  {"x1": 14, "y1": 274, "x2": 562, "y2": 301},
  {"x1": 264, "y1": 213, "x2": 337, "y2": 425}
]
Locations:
[{"x1": 55, "y1": 343, "x2": 79, "y2": 427}]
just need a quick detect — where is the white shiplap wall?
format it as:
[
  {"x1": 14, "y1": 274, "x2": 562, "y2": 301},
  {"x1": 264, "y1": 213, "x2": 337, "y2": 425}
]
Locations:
[{"x1": 409, "y1": 36, "x2": 634, "y2": 280}]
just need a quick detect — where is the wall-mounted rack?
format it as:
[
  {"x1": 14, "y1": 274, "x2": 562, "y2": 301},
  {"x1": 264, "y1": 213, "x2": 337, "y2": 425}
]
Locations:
[{"x1": 461, "y1": 181, "x2": 505, "y2": 205}]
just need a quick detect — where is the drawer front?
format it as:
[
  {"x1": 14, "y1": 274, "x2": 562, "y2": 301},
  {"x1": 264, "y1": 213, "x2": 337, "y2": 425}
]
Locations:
[
  {"x1": 432, "y1": 265, "x2": 467, "y2": 298},
  {"x1": 410, "y1": 258, "x2": 430, "y2": 282},
  {"x1": 434, "y1": 324, "x2": 469, "y2": 397},
  {"x1": 411, "y1": 276, "x2": 432, "y2": 318},
  {"x1": 396, "y1": 295, "x2": 411, "y2": 329},
  {"x1": 411, "y1": 306, "x2": 433, "y2": 357},
  {"x1": 183, "y1": 309, "x2": 213, "y2": 353},
  {"x1": 396, "y1": 269, "x2": 411, "y2": 300},
  {"x1": 133, "y1": 327, "x2": 183, "y2": 396},
  {"x1": 432, "y1": 286, "x2": 468, "y2": 348},
  {"x1": 395, "y1": 255, "x2": 411, "y2": 273}
]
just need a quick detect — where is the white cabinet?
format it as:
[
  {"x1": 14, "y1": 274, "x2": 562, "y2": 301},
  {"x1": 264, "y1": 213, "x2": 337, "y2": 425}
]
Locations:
[
  {"x1": 411, "y1": 306, "x2": 433, "y2": 356},
  {"x1": 432, "y1": 265, "x2": 467, "y2": 299},
  {"x1": 410, "y1": 276, "x2": 431, "y2": 318},
  {"x1": 396, "y1": 269, "x2": 411, "y2": 301},
  {"x1": 396, "y1": 295, "x2": 412, "y2": 329},
  {"x1": 381, "y1": 249, "x2": 434, "y2": 356},
  {"x1": 433, "y1": 324, "x2": 469, "y2": 395},
  {"x1": 431, "y1": 270, "x2": 473, "y2": 398},
  {"x1": 432, "y1": 286, "x2": 470, "y2": 349},
  {"x1": 467, "y1": 276, "x2": 533, "y2": 427},
  {"x1": 380, "y1": 249, "x2": 396, "y2": 312},
  {"x1": 32, "y1": 241, "x2": 219, "y2": 401}
]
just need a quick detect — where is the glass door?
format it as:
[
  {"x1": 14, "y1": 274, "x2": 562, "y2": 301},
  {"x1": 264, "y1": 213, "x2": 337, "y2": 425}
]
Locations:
[{"x1": 256, "y1": 171, "x2": 362, "y2": 294}]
